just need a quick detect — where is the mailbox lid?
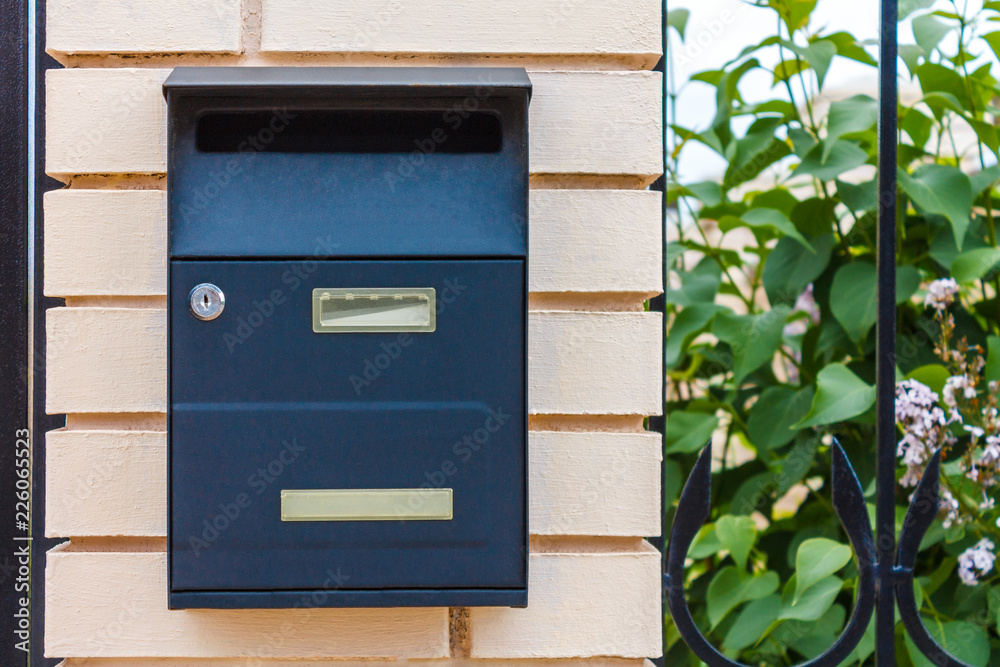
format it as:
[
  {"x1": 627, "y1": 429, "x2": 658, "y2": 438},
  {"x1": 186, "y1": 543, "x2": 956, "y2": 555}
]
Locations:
[
  {"x1": 164, "y1": 67, "x2": 529, "y2": 259},
  {"x1": 169, "y1": 259, "x2": 526, "y2": 593},
  {"x1": 162, "y1": 66, "x2": 532, "y2": 98}
]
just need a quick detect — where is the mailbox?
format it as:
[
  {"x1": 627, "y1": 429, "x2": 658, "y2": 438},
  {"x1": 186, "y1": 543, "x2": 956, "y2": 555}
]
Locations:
[{"x1": 163, "y1": 67, "x2": 530, "y2": 609}]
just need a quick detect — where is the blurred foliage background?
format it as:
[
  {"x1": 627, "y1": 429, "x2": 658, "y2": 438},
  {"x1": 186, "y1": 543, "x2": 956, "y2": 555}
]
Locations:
[{"x1": 664, "y1": 0, "x2": 1000, "y2": 663}]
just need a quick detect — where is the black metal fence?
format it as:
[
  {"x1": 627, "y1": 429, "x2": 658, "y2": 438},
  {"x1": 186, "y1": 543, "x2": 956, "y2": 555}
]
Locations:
[{"x1": 661, "y1": 0, "x2": 985, "y2": 664}]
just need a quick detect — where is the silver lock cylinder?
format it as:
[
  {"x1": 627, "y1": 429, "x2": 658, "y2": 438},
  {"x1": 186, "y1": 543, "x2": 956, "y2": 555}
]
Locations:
[{"x1": 189, "y1": 283, "x2": 225, "y2": 320}]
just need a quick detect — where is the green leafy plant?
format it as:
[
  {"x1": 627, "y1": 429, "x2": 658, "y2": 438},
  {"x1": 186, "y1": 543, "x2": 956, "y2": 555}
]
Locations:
[{"x1": 665, "y1": 1, "x2": 1000, "y2": 664}]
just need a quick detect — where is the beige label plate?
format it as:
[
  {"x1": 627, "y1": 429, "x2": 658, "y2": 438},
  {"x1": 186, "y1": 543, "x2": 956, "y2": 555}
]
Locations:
[
  {"x1": 312, "y1": 287, "x2": 436, "y2": 333},
  {"x1": 280, "y1": 488, "x2": 453, "y2": 521}
]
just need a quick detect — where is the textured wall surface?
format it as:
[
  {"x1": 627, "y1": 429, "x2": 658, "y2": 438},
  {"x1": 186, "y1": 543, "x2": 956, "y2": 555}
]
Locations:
[{"x1": 43, "y1": 0, "x2": 664, "y2": 662}]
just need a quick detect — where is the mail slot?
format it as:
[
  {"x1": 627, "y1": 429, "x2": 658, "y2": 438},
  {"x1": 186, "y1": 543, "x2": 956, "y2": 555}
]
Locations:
[{"x1": 163, "y1": 67, "x2": 530, "y2": 609}]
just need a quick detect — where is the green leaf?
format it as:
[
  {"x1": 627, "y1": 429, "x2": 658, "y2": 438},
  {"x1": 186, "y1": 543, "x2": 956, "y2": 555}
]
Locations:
[
  {"x1": 905, "y1": 365, "x2": 951, "y2": 395},
  {"x1": 753, "y1": 188, "x2": 801, "y2": 217},
  {"x1": 802, "y1": 40, "x2": 837, "y2": 89},
  {"x1": 987, "y1": 336, "x2": 1000, "y2": 383},
  {"x1": 744, "y1": 99, "x2": 798, "y2": 117},
  {"x1": 912, "y1": 14, "x2": 954, "y2": 54},
  {"x1": 710, "y1": 58, "x2": 761, "y2": 150},
  {"x1": 777, "y1": 435, "x2": 820, "y2": 495},
  {"x1": 899, "y1": 44, "x2": 927, "y2": 77},
  {"x1": 722, "y1": 594, "x2": 782, "y2": 651},
  {"x1": 788, "y1": 127, "x2": 818, "y2": 157},
  {"x1": 899, "y1": 0, "x2": 935, "y2": 19},
  {"x1": 902, "y1": 106, "x2": 934, "y2": 149},
  {"x1": 781, "y1": 574, "x2": 843, "y2": 621},
  {"x1": 983, "y1": 31, "x2": 1000, "y2": 62},
  {"x1": 666, "y1": 304, "x2": 725, "y2": 367},
  {"x1": 713, "y1": 306, "x2": 791, "y2": 384},
  {"x1": 790, "y1": 197, "x2": 835, "y2": 236},
  {"x1": 668, "y1": 258, "x2": 721, "y2": 307},
  {"x1": 845, "y1": 618, "x2": 876, "y2": 666},
  {"x1": 707, "y1": 567, "x2": 780, "y2": 628},
  {"x1": 824, "y1": 95, "x2": 877, "y2": 161},
  {"x1": 823, "y1": 31, "x2": 877, "y2": 66},
  {"x1": 792, "y1": 140, "x2": 869, "y2": 181},
  {"x1": 915, "y1": 63, "x2": 971, "y2": 112},
  {"x1": 663, "y1": 464, "x2": 685, "y2": 534},
  {"x1": 794, "y1": 538, "x2": 853, "y2": 602},
  {"x1": 830, "y1": 262, "x2": 877, "y2": 343},
  {"x1": 972, "y1": 164, "x2": 1000, "y2": 194},
  {"x1": 733, "y1": 207, "x2": 813, "y2": 250},
  {"x1": 768, "y1": 0, "x2": 817, "y2": 33},
  {"x1": 905, "y1": 620, "x2": 990, "y2": 667},
  {"x1": 684, "y1": 180, "x2": 723, "y2": 206},
  {"x1": 688, "y1": 524, "x2": 722, "y2": 559},
  {"x1": 762, "y1": 234, "x2": 832, "y2": 308},
  {"x1": 747, "y1": 386, "x2": 814, "y2": 454},
  {"x1": 706, "y1": 568, "x2": 743, "y2": 629},
  {"x1": 665, "y1": 411, "x2": 718, "y2": 454},
  {"x1": 969, "y1": 118, "x2": 999, "y2": 155},
  {"x1": 667, "y1": 8, "x2": 690, "y2": 40},
  {"x1": 715, "y1": 515, "x2": 757, "y2": 569},
  {"x1": 897, "y1": 265, "x2": 921, "y2": 304},
  {"x1": 929, "y1": 218, "x2": 988, "y2": 268},
  {"x1": 794, "y1": 363, "x2": 876, "y2": 428},
  {"x1": 898, "y1": 165, "x2": 974, "y2": 249},
  {"x1": 836, "y1": 179, "x2": 877, "y2": 213},
  {"x1": 920, "y1": 91, "x2": 965, "y2": 117},
  {"x1": 774, "y1": 58, "x2": 810, "y2": 84},
  {"x1": 783, "y1": 605, "x2": 847, "y2": 659},
  {"x1": 723, "y1": 117, "x2": 792, "y2": 190},
  {"x1": 665, "y1": 242, "x2": 683, "y2": 271},
  {"x1": 951, "y1": 247, "x2": 1000, "y2": 283}
]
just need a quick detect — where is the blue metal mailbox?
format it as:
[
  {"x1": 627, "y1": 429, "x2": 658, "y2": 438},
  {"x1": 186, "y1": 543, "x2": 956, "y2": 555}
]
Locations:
[{"x1": 163, "y1": 67, "x2": 530, "y2": 609}]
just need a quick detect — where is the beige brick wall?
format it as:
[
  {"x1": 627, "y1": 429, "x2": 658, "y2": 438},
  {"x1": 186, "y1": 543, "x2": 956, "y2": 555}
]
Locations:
[{"x1": 42, "y1": 0, "x2": 664, "y2": 663}]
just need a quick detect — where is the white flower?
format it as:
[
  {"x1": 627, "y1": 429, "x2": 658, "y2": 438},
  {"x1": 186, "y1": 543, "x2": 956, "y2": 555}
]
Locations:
[
  {"x1": 896, "y1": 379, "x2": 948, "y2": 486},
  {"x1": 974, "y1": 542, "x2": 996, "y2": 569},
  {"x1": 981, "y1": 437, "x2": 1000, "y2": 467},
  {"x1": 897, "y1": 379, "x2": 941, "y2": 419},
  {"x1": 901, "y1": 466, "x2": 923, "y2": 487},
  {"x1": 965, "y1": 424, "x2": 986, "y2": 440},
  {"x1": 941, "y1": 488, "x2": 961, "y2": 528},
  {"x1": 960, "y1": 566, "x2": 979, "y2": 585},
  {"x1": 924, "y1": 278, "x2": 959, "y2": 311},
  {"x1": 958, "y1": 539, "x2": 996, "y2": 586},
  {"x1": 943, "y1": 375, "x2": 977, "y2": 409}
]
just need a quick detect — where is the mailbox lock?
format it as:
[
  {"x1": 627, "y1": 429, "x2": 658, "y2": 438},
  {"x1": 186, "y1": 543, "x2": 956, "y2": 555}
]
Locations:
[{"x1": 189, "y1": 283, "x2": 225, "y2": 321}]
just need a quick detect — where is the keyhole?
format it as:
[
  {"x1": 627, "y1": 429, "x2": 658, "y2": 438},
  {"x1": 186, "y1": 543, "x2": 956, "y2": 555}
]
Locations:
[{"x1": 189, "y1": 284, "x2": 224, "y2": 321}]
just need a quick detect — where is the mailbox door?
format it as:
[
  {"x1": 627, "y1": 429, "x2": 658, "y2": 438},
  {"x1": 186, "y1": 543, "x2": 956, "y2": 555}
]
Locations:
[{"x1": 169, "y1": 260, "x2": 526, "y2": 594}]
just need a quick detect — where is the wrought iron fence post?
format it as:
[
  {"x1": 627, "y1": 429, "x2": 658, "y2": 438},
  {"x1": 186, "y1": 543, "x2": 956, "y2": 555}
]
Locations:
[{"x1": 875, "y1": 0, "x2": 899, "y2": 663}]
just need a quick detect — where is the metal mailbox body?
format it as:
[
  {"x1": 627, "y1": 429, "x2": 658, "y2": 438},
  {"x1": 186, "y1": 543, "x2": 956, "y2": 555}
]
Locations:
[{"x1": 163, "y1": 67, "x2": 530, "y2": 609}]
